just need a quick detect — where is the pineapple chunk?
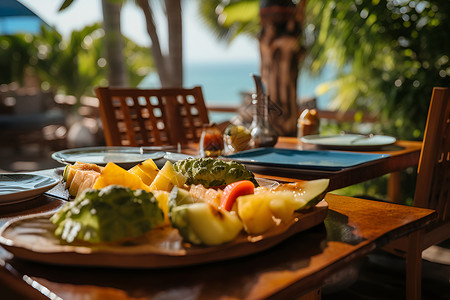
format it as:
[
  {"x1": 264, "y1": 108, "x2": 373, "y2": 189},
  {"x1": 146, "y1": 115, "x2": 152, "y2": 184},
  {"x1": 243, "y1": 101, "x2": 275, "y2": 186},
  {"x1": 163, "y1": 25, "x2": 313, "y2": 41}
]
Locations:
[
  {"x1": 93, "y1": 162, "x2": 150, "y2": 191},
  {"x1": 128, "y1": 158, "x2": 159, "y2": 186},
  {"x1": 237, "y1": 179, "x2": 329, "y2": 235},
  {"x1": 128, "y1": 165, "x2": 154, "y2": 186},
  {"x1": 236, "y1": 193, "x2": 276, "y2": 235},
  {"x1": 139, "y1": 159, "x2": 159, "y2": 178},
  {"x1": 149, "y1": 161, "x2": 187, "y2": 192},
  {"x1": 152, "y1": 190, "x2": 170, "y2": 226}
]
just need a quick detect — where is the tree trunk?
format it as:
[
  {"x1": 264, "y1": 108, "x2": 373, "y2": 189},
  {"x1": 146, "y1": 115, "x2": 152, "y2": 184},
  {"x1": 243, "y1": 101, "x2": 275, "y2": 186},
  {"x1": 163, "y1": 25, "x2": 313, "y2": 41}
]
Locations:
[
  {"x1": 137, "y1": 0, "x2": 183, "y2": 88},
  {"x1": 101, "y1": 0, "x2": 128, "y2": 87},
  {"x1": 259, "y1": 0, "x2": 307, "y2": 136},
  {"x1": 137, "y1": 0, "x2": 170, "y2": 87},
  {"x1": 166, "y1": 0, "x2": 183, "y2": 87}
]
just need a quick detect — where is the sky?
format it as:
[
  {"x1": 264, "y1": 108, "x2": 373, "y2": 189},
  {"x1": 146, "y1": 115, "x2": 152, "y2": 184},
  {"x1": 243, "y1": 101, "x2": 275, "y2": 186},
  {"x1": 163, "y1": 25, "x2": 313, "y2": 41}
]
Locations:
[{"x1": 19, "y1": 0, "x2": 260, "y2": 64}]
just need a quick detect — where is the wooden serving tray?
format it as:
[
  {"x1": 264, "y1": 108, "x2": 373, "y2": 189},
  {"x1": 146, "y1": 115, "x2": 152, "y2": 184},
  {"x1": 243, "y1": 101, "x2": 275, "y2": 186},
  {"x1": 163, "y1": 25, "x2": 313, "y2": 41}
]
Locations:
[{"x1": 0, "y1": 201, "x2": 328, "y2": 269}]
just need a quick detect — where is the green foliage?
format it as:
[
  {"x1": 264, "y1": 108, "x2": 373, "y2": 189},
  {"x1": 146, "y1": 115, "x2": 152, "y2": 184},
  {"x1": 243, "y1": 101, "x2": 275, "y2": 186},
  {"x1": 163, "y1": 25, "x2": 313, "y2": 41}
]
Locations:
[
  {"x1": 307, "y1": 0, "x2": 450, "y2": 141},
  {"x1": 58, "y1": 0, "x2": 75, "y2": 12},
  {"x1": 0, "y1": 24, "x2": 152, "y2": 105},
  {"x1": 124, "y1": 37, "x2": 153, "y2": 87},
  {"x1": 0, "y1": 34, "x2": 35, "y2": 85},
  {"x1": 305, "y1": 0, "x2": 449, "y2": 201},
  {"x1": 31, "y1": 24, "x2": 105, "y2": 101},
  {"x1": 198, "y1": 0, "x2": 260, "y2": 43}
]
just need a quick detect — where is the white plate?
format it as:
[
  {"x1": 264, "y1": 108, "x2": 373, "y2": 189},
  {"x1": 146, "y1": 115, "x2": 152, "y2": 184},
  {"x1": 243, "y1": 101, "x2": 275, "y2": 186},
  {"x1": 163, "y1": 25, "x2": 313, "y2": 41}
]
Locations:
[
  {"x1": 0, "y1": 174, "x2": 59, "y2": 205},
  {"x1": 51, "y1": 147, "x2": 166, "y2": 169},
  {"x1": 301, "y1": 134, "x2": 397, "y2": 150}
]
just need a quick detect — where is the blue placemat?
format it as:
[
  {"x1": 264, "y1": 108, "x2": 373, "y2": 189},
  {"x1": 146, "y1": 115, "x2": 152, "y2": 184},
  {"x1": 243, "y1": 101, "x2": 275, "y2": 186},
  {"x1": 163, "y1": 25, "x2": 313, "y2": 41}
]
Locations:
[{"x1": 223, "y1": 148, "x2": 389, "y2": 171}]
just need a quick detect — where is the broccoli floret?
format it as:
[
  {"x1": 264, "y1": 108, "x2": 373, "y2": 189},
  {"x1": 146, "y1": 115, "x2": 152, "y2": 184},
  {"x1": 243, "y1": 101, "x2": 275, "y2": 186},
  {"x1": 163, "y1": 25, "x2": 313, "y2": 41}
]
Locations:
[
  {"x1": 50, "y1": 185, "x2": 164, "y2": 244},
  {"x1": 173, "y1": 157, "x2": 258, "y2": 188}
]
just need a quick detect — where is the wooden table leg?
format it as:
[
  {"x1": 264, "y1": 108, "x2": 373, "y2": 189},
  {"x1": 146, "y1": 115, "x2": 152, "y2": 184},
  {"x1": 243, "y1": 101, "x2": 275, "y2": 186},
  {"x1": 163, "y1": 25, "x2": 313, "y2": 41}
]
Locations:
[
  {"x1": 388, "y1": 172, "x2": 402, "y2": 204},
  {"x1": 406, "y1": 230, "x2": 423, "y2": 300},
  {"x1": 298, "y1": 288, "x2": 321, "y2": 300}
]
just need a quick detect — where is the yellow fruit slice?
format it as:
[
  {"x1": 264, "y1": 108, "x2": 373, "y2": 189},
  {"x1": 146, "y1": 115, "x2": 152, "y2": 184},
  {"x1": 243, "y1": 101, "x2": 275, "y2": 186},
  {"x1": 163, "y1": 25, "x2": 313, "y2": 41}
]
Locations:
[
  {"x1": 139, "y1": 159, "x2": 159, "y2": 178},
  {"x1": 128, "y1": 165, "x2": 154, "y2": 185},
  {"x1": 128, "y1": 158, "x2": 160, "y2": 186},
  {"x1": 237, "y1": 193, "x2": 275, "y2": 235},
  {"x1": 93, "y1": 162, "x2": 150, "y2": 191},
  {"x1": 149, "y1": 161, "x2": 186, "y2": 192},
  {"x1": 152, "y1": 190, "x2": 170, "y2": 226}
]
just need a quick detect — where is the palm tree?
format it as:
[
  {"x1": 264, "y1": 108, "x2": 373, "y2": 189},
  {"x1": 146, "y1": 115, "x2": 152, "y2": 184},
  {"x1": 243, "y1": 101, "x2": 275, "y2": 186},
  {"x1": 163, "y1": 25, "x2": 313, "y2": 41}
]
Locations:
[
  {"x1": 59, "y1": 0, "x2": 184, "y2": 88},
  {"x1": 28, "y1": 23, "x2": 151, "y2": 105},
  {"x1": 59, "y1": 0, "x2": 129, "y2": 87},
  {"x1": 258, "y1": 0, "x2": 306, "y2": 136},
  {"x1": 200, "y1": 0, "x2": 306, "y2": 136},
  {"x1": 136, "y1": 0, "x2": 183, "y2": 87},
  {"x1": 101, "y1": 0, "x2": 128, "y2": 86}
]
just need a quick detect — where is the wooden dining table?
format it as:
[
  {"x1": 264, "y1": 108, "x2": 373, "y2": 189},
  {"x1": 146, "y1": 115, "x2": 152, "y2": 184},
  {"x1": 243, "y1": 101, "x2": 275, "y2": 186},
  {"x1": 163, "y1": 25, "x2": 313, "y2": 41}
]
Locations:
[
  {"x1": 0, "y1": 138, "x2": 432, "y2": 300},
  {"x1": 274, "y1": 137, "x2": 422, "y2": 188},
  {"x1": 184, "y1": 137, "x2": 423, "y2": 203}
]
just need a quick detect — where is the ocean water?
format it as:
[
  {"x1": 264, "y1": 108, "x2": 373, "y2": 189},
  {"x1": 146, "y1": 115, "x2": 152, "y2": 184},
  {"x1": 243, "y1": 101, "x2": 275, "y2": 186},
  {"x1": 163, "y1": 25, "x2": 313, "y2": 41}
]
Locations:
[{"x1": 140, "y1": 61, "x2": 335, "y2": 122}]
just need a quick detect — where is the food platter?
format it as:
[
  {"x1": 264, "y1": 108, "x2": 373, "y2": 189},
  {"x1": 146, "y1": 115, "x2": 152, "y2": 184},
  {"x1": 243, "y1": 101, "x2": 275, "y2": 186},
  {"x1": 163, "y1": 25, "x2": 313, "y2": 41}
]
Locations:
[
  {"x1": 0, "y1": 174, "x2": 59, "y2": 205},
  {"x1": 0, "y1": 200, "x2": 327, "y2": 268},
  {"x1": 51, "y1": 147, "x2": 166, "y2": 169}
]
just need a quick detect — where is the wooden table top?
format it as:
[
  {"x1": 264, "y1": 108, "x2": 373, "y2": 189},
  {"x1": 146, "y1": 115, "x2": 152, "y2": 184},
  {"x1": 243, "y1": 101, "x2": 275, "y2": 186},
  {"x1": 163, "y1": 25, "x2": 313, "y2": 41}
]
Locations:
[
  {"x1": 183, "y1": 137, "x2": 423, "y2": 191},
  {"x1": 0, "y1": 171, "x2": 436, "y2": 300},
  {"x1": 276, "y1": 137, "x2": 422, "y2": 190}
]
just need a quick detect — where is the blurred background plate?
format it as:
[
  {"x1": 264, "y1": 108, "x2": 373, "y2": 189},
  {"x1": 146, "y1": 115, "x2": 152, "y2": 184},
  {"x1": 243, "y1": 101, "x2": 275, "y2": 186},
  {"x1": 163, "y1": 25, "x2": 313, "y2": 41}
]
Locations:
[
  {"x1": 301, "y1": 134, "x2": 397, "y2": 150},
  {"x1": 0, "y1": 174, "x2": 58, "y2": 205},
  {"x1": 52, "y1": 147, "x2": 165, "y2": 169}
]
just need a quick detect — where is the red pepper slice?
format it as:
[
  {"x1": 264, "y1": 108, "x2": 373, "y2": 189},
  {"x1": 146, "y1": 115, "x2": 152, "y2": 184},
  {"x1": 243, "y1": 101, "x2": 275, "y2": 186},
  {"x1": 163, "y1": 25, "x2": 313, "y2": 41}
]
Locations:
[{"x1": 220, "y1": 180, "x2": 255, "y2": 211}]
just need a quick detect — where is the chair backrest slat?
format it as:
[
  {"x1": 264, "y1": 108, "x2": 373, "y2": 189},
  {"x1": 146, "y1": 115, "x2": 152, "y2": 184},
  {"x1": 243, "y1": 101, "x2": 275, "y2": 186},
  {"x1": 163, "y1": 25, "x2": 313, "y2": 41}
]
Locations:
[
  {"x1": 95, "y1": 86, "x2": 210, "y2": 147},
  {"x1": 414, "y1": 87, "x2": 450, "y2": 223}
]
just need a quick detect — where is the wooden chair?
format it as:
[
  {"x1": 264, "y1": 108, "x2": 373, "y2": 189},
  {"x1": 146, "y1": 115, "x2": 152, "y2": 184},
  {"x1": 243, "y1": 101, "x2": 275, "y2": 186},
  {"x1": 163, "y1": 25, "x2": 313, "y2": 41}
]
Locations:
[
  {"x1": 383, "y1": 87, "x2": 450, "y2": 299},
  {"x1": 95, "y1": 86, "x2": 210, "y2": 147}
]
